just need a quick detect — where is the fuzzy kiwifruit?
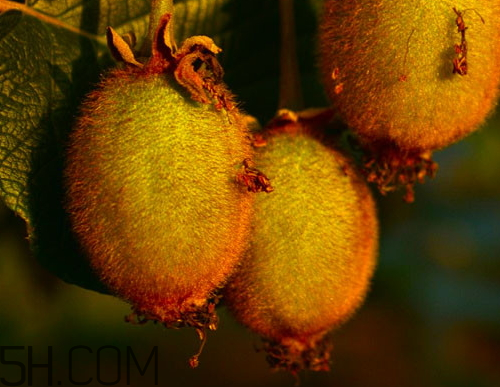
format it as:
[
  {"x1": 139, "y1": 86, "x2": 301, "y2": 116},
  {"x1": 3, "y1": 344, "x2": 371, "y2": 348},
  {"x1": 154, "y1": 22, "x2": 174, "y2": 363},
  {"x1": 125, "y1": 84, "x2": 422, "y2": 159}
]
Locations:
[
  {"x1": 64, "y1": 15, "x2": 256, "y2": 345},
  {"x1": 224, "y1": 110, "x2": 378, "y2": 373},
  {"x1": 319, "y1": 0, "x2": 500, "y2": 201}
]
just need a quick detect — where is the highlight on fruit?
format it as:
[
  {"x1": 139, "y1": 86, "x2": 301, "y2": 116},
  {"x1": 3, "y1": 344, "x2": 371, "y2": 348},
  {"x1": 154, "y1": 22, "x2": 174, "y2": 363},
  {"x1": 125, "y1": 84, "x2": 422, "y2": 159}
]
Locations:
[
  {"x1": 319, "y1": 0, "x2": 500, "y2": 201},
  {"x1": 64, "y1": 13, "x2": 268, "y2": 367},
  {"x1": 224, "y1": 109, "x2": 378, "y2": 373}
]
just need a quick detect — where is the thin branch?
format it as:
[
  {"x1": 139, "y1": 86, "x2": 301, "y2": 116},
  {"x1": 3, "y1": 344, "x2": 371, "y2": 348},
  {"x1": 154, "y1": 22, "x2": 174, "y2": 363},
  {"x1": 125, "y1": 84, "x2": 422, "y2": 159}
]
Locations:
[{"x1": 278, "y1": 0, "x2": 303, "y2": 110}]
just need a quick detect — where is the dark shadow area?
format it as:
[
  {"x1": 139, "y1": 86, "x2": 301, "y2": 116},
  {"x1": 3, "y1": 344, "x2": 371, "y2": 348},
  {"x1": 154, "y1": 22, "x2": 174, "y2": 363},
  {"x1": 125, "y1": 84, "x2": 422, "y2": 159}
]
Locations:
[
  {"x1": 218, "y1": 0, "x2": 280, "y2": 123},
  {"x1": 26, "y1": 0, "x2": 110, "y2": 293}
]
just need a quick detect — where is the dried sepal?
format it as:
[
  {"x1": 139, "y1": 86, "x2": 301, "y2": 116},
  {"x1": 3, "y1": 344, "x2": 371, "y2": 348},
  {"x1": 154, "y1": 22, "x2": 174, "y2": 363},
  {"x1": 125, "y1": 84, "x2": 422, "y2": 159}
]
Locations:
[
  {"x1": 236, "y1": 159, "x2": 274, "y2": 193},
  {"x1": 363, "y1": 144, "x2": 438, "y2": 203},
  {"x1": 124, "y1": 296, "x2": 219, "y2": 368},
  {"x1": 124, "y1": 295, "x2": 219, "y2": 331},
  {"x1": 144, "y1": 13, "x2": 234, "y2": 110},
  {"x1": 252, "y1": 133, "x2": 268, "y2": 148},
  {"x1": 149, "y1": 13, "x2": 176, "y2": 71},
  {"x1": 174, "y1": 50, "x2": 228, "y2": 107},
  {"x1": 262, "y1": 335, "x2": 333, "y2": 375},
  {"x1": 173, "y1": 37, "x2": 231, "y2": 110},
  {"x1": 121, "y1": 31, "x2": 137, "y2": 49},
  {"x1": 106, "y1": 27, "x2": 143, "y2": 68},
  {"x1": 177, "y1": 36, "x2": 222, "y2": 57}
]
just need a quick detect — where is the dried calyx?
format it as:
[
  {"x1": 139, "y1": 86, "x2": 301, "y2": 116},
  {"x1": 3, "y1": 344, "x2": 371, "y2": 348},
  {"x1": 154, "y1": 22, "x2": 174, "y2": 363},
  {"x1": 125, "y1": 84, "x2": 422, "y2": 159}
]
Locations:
[
  {"x1": 107, "y1": 13, "x2": 234, "y2": 111},
  {"x1": 362, "y1": 142, "x2": 438, "y2": 203}
]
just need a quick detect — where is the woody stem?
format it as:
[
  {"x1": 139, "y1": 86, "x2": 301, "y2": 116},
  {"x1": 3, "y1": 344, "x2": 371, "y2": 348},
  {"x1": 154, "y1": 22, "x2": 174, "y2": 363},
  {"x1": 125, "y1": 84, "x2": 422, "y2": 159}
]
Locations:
[
  {"x1": 278, "y1": 0, "x2": 303, "y2": 110},
  {"x1": 141, "y1": 0, "x2": 175, "y2": 56}
]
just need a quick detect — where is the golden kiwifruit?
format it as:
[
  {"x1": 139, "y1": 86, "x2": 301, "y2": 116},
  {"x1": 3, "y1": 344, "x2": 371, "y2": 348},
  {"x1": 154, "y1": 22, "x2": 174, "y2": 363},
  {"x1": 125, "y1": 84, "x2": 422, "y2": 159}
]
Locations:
[
  {"x1": 224, "y1": 111, "x2": 378, "y2": 373},
  {"x1": 319, "y1": 0, "x2": 500, "y2": 201},
  {"x1": 65, "y1": 15, "x2": 257, "y2": 342}
]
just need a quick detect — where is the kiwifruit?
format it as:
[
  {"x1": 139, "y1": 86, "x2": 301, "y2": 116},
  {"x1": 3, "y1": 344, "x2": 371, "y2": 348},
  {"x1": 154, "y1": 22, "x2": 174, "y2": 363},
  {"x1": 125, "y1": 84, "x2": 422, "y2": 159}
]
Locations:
[
  {"x1": 224, "y1": 110, "x2": 378, "y2": 373},
  {"x1": 64, "y1": 14, "x2": 256, "y2": 347},
  {"x1": 319, "y1": 0, "x2": 500, "y2": 201}
]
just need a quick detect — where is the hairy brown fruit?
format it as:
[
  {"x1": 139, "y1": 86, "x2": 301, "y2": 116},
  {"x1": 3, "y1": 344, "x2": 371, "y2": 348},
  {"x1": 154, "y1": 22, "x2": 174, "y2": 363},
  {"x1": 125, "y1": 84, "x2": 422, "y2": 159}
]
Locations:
[
  {"x1": 224, "y1": 111, "x2": 378, "y2": 373},
  {"x1": 65, "y1": 67, "x2": 253, "y2": 327},
  {"x1": 65, "y1": 15, "x2": 256, "y2": 341},
  {"x1": 319, "y1": 0, "x2": 500, "y2": 200}
]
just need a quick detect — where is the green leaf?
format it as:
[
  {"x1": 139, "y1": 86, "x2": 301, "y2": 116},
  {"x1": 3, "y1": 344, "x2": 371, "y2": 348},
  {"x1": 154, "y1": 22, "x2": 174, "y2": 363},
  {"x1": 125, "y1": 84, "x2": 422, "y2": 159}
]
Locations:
[
  {"x1": 0, "y1": 0, "x2": 324, "y2": 293},
  {"x1": 27, "y1": 0, "x2": 151, "y2": 43},
  {"x1": 0, "y1": 8, "x2": 108, "y2": 292}
]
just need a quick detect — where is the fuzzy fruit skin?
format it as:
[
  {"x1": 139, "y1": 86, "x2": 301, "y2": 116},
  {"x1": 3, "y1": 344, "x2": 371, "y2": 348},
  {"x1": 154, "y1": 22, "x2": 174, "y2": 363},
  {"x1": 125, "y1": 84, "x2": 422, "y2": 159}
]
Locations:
[
  {"x1": 319, "y1": 0, "x2": 500, "y2": 152},
  {"x1": 65, "y1": 67, "x2": 253, "y2": 324},
  {"x1": 224, "y1": 124, "x2": 377, "y2": 366}
]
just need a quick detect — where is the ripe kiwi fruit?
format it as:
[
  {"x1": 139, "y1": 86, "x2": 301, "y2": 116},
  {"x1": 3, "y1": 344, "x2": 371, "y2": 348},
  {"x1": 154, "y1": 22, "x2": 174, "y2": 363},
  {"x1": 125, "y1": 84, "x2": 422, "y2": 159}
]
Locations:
[
  {"x1": 64, "y1": 14, "x2": 256, "y2": 344},
  {"x1": 319, "y1": 0, "x2": 500, "y2": 201},
  {"x1": 224, "y1": 110, "x2": 378, "y2": 373}
]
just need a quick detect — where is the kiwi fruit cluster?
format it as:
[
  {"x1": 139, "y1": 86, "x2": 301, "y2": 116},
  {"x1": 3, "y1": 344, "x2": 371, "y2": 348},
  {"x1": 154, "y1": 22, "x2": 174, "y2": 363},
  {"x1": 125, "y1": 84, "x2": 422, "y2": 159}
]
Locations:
[
  {"x1": 63, "y1": 0, "x2": 498, "y2": 375},
  {"x1": 65, "y1": 11, "x2": 377, "y2": 370}
]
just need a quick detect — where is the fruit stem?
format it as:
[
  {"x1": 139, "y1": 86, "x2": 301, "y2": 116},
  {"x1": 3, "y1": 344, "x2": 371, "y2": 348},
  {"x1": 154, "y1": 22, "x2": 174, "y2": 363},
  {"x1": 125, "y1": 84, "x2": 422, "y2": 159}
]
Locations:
[
  {"x1": 141, "y1": 0, "x2": 176, "y2": 56},
  {"x1": 278, "y1": 0, "x2": 304, "y2": 111}
]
